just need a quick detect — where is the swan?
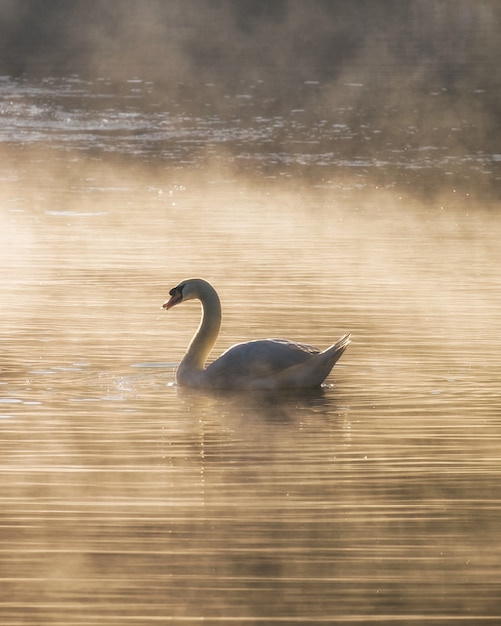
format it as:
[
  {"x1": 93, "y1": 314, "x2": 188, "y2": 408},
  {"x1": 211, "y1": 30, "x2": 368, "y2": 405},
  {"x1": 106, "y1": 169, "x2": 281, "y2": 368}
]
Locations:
[{"x1": 162, "y1": 278, "x2": 351, "y2": 390}]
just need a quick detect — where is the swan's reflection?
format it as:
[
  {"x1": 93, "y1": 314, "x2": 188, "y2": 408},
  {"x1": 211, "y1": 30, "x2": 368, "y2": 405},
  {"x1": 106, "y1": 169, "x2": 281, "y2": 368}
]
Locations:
[{"x1": 173, "y1": 382, "x2": 344, "y2": 425}]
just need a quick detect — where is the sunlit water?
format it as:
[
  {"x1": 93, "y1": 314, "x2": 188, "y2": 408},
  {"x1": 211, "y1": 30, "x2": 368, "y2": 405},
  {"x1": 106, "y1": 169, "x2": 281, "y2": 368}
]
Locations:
[{"x1": 1, "y1": 76, "x2": 501, "y2": 624}]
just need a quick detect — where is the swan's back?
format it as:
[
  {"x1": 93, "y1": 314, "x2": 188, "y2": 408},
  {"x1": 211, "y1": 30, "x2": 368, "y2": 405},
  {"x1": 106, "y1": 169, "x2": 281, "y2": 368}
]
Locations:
[
  {"x1": 201, "y1": 336, "x2": 352, "y2": 390},
  {"x1": 203, "y1": 338, "x2": 319, "y2": 387}
]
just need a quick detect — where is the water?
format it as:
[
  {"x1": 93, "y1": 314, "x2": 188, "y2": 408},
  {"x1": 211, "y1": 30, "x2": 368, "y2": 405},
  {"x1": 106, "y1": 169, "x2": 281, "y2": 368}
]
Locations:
[{"x1": 1, "y1": 73, "x2": 501, "y2": 624}]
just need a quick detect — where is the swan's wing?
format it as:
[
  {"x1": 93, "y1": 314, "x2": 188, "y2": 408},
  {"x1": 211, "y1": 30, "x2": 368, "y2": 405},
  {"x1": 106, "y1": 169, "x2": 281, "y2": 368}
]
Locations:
[
  {"x1": 268, "y1": 333, "x2": 351, "y2": 389},
  {"x1": 203, "y1": 338, "x2": 319, "y2": 388}
]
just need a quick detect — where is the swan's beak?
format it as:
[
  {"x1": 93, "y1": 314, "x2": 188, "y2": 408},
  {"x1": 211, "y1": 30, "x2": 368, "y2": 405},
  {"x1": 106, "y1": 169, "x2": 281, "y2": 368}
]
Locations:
[{"x1": 162, "y1": 291, "x2": 183, "y2": 310}]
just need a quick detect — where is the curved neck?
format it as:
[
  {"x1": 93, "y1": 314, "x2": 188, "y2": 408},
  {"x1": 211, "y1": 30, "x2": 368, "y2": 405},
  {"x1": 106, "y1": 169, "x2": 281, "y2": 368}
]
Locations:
[{"x1": 180, "y1": 285, "x2": 221, "y2": 373}]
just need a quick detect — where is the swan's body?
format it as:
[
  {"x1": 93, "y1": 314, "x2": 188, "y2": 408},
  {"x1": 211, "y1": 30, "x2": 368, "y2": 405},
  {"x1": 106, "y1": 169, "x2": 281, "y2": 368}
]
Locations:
[{"x1": 163, "y1": 278, "x2": 350, "y2": 390}]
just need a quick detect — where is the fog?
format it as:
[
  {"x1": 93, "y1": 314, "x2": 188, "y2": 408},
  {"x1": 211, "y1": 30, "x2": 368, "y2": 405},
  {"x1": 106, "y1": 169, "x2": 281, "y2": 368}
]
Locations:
[
  {"x1": 2, "y1": 2, "x2": 499, "y2": 85},
  {"x1": 0, "y1": 1, "x2": 499, "y2": 199},
  {"x1": 2, "y1": 4, "x2": 501, "y2": 624}
]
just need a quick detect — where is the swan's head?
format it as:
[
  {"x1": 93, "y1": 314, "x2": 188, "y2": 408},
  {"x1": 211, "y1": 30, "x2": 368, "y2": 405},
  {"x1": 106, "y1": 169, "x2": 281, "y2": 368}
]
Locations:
[{"x1": 162, "y1": 278, "x2": 208, "y2": 310}]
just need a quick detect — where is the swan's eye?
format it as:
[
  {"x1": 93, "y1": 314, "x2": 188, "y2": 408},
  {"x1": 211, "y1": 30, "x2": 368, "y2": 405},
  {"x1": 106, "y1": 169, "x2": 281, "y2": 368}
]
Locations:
[{"x1": 170, "y1": 283, "x2": 186, "y2": 298}]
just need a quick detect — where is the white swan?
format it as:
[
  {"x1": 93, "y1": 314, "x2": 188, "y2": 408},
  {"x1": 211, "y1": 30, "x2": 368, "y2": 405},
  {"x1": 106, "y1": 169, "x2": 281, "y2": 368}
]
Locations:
[{"x1": 162, "y1": 278, "x2": 351, "y2": 390}]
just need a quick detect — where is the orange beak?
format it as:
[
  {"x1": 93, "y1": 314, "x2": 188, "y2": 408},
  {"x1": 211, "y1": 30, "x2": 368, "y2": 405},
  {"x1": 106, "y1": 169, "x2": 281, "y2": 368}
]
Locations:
[{"x1": 162, "y1": 290, "x2": 183, "y2": 310}]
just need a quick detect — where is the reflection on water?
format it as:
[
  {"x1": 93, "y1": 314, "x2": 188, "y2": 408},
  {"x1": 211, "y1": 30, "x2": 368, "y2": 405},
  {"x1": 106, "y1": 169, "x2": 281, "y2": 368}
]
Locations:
[{"x1": 1, "y1": 77, "x2": 501, "y2": 624}]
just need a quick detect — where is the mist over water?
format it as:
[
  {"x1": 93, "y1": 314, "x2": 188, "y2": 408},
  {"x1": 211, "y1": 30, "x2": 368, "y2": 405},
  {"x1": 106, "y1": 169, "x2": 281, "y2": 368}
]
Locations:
[
  {"x1": 1, "y1": 2, "x2": 501, "y2": 625},
  {"x1": 1, "y1": 1, "x2": 500, "y2": 198}
]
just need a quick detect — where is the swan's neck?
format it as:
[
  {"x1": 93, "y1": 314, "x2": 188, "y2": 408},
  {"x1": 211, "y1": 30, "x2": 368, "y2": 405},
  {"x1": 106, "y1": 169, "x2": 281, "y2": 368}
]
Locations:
[{"x1": 178, "y1": 286, "x2": 221, "y2": 379}]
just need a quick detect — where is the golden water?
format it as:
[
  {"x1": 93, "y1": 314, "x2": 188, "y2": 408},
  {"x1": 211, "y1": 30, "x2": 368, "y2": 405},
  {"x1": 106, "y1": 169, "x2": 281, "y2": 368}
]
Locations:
[
  {"x1": 1, "y1": 157, "x2": 500, "y2": 624},
  {"x1": 1, "y1": 58, "x2": 501, "y2": 624}
]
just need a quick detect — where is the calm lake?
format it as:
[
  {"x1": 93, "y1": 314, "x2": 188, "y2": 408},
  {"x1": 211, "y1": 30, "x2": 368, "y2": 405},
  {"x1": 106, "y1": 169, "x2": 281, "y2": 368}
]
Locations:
[{"x1": 1, "y1": 66, "x2": 501, "y2": 625}]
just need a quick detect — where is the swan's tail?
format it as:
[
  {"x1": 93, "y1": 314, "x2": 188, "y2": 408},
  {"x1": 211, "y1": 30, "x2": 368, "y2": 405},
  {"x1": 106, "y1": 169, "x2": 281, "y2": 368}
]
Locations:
[
  {"x1": 267, "y1": 333, "x2": 351, "y2": 389},
  {"x1": 315, "y1": 332, "x2": 351, "y2": 381},
  {"x1": 324, "y1": 333, "x2": 351, "y2": 363}
]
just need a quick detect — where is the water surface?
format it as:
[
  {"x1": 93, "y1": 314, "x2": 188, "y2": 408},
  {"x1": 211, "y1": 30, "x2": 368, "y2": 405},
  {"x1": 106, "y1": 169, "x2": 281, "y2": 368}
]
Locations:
[{"x1": 1, "y1": 75, "x2": 501, "y2": 625}]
